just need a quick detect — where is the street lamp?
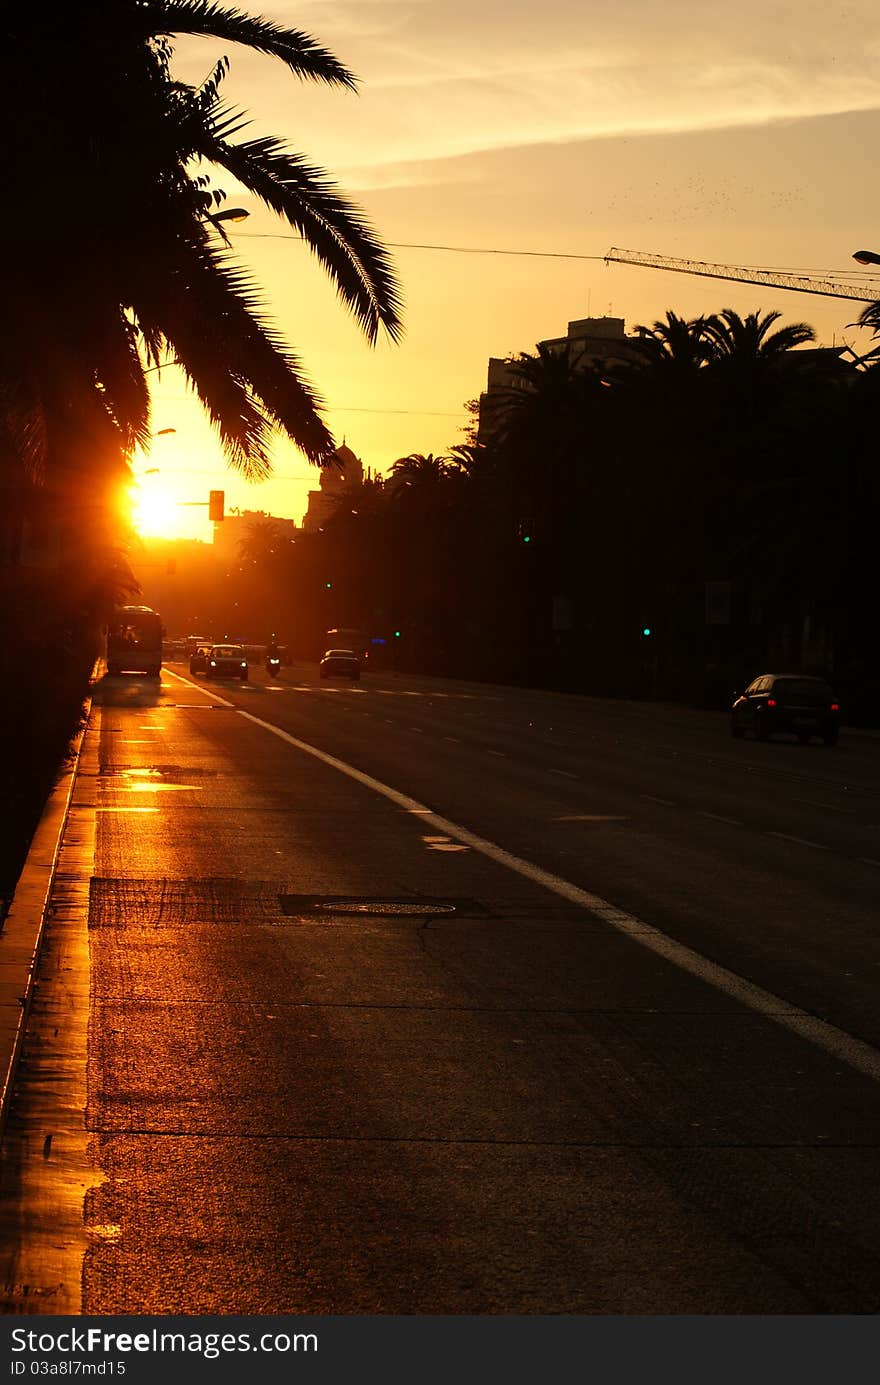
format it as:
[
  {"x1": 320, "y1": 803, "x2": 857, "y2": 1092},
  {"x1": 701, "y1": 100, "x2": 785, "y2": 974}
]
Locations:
[
  {"x1": 131, "y1": 428, "x2": 176, "y2": 477},
  {"x1": 852, "y1": 249, "x2": 880, "y2": 267},
  {"x1": 211, "y1": 208, "x2": 250, "y2": 224},
  {"x1": 205, "y1": 208, "x2": 250, "y2": 238}
]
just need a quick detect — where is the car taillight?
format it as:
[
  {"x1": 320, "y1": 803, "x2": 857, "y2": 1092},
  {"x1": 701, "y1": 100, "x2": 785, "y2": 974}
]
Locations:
[
  {"x1": 766, "y1": 698, "x2": 777, "y2": 708},
  {"x1": 830, "y1": 702, "x2": 839, "y2": 712}
]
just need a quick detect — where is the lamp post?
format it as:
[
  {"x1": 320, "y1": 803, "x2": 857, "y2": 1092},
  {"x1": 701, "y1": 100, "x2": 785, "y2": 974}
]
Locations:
[
  {"x1": 131, "y1": 428, "x2": 176, "y2": 478},
  {"x1": 204, "y1": 207, "x2": 250, "y2": 240},
  {"x1": 210, "y1": 208, "x2": 249, "y2": 225},
  {"x1": 852, "y1": 249, "x2": 880, "y2": 267}
]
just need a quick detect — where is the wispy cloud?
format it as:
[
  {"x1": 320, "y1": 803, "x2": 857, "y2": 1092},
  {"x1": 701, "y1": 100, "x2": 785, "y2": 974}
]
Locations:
[{"x1": 173, "y1": 0, "x2": 880, "y2": 180}]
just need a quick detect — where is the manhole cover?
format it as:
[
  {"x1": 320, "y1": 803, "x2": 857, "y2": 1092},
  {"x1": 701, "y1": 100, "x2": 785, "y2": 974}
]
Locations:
[
  {"x1": 279, "y1": 895, "x2": 487, "y2": 919},
  {"x1": 319, "y1": 900, "x2": 455, "y2": 916}
]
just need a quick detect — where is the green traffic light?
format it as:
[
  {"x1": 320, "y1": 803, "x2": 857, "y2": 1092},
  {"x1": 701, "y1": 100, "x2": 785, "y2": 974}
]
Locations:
[
  {"x1": 394, "y1": 630, "x2": 401, "y2": 638},
  {"x1": 642, "y1": 627, "x2": 652, "y2": 637},
  {"x1": 325, "y1": 582, "x2": 332, "y2": 589},
  {"x1": 522, "y1": 534, "x2": 531, "y2": 544}
]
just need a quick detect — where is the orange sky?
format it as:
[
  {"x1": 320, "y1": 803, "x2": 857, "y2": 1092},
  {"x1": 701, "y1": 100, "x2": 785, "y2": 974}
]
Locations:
[{"x1": 135, "y1": 1, "x2": 880, "y2": 542}]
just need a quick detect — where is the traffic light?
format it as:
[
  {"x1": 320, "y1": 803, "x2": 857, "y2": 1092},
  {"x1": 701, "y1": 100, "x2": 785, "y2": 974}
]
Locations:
[
  {"x1": 325, "y1": 581, "x2": 332, "y2": 589},
  {"x1": 641, "y1": 626, "x2": 652, "y2": 638},
  {"x1": 209, "y1": 490, "x2": 225, "y2": 522},
  {"x1": 394, "y1": 630, "x2": 401, "y2": 638}
]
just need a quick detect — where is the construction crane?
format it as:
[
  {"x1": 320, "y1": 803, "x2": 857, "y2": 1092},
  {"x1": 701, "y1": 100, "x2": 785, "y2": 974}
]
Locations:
[{"x1": 605, "y1": 247, "x2": 879, "y2": 304}]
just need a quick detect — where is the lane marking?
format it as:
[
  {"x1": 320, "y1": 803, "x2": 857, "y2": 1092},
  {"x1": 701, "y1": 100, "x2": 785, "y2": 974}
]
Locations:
[
  {"x1": 443, "y1": 736, "x2": 461, "y2": 743},
  {"x1": 640, "y1": 794, "x2": 676, "y2": 806},
  {"x1": 487, "y1": 749, "x2": 507, "y2": 757},
  {"x1": 698, "y1": 811, "x2": 743, "y2": 826},
  {"x1": 237, "y1": 707, "x2": 880, "y2": 1086},
  {"x1": 549, "y1": 769, "x2": 579, "y2": 780},
  {"x1": 767, "y1": 831, "x2": 829, "y2": 851},
  {"x1": 859, "y1": 858, "x2": 880, "y2": 868},
  {"x1": 163, "y1": 669, "x2": 235, "y2": 708}
]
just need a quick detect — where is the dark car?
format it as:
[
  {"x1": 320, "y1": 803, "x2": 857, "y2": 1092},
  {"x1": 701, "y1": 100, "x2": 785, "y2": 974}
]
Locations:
[
  {"x1": 189, "y1": 644, "x2": 212, "y2": 675},
  {"x1": 207, "y1": 644, "x2": 249, "y2": 681},
  {"x1": 320, "y1": 648, "x2": 360, "y2": 681},
  {"x1": 731, "y1": 674, "x2": 840, "y2": 745}
]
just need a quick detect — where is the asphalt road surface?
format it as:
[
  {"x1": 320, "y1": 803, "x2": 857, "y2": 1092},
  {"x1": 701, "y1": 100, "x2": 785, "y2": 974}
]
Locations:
[{"x1": 4, "y1": 659, "x2": 880, "y2": 1313}]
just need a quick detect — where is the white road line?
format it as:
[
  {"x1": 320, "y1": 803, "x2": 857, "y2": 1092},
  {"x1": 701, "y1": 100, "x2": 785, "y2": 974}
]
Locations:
[
  {"x1": 236, "y1": 708, "x2": 880, "y2": 1086},
  {"x1": 640, "y1": 794, "x2": 676, "y2": 807},
  {"x1": 859, "y1": 858, "x2": 880, "y2": 868},
  {"x1": 487, "y1": 749, "x2": 507, "y2": 757},
  {"x1": 699, "y1": 811, "x2": 743, "y2": 826},
  {"x1": 410, "y1": 727, "x2": 424, "y2": 733},
  {"x1": 767, "y1": 831, "x2": 829, "y2": 851},
  {"x1": 443, "y1": 736, "x2": 461, "y2": 743},
  {"x1": 164, "y1": 669, "x2": 236, "y2": 707},
  {"x1": 549, "y1": 769, "x2": 579, "y2": 780}
]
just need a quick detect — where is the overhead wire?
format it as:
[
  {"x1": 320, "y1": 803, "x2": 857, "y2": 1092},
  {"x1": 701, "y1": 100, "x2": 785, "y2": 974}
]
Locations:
[{"x1": 235, "y1": 232, "x2": 880, "y2": 282}]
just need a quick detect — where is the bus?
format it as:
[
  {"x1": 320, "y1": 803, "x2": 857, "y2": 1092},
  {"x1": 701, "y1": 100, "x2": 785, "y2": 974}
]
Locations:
[{"x1": 107, "y1": 605, "x2": 164, "y2": 678}]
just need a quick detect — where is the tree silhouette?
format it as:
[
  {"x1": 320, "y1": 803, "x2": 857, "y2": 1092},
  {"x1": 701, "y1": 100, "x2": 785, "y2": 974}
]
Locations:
[
  {"x1": 629, "y1": 311, "x2": 714, "y2": 377},
  {"x1": 1, "y1": 0, "x2": 403, "y2": 493}
]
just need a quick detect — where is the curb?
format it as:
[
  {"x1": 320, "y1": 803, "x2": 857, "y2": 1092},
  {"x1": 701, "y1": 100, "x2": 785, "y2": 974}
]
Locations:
[{"x1": 0, "y1": 694, "x2": 92, "y2": 1138}]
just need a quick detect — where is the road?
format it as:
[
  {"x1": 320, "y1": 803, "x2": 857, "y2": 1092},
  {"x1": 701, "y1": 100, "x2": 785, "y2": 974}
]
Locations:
[{"x1": 3, "y1": 658, "x2": 880, "y2": 1313}]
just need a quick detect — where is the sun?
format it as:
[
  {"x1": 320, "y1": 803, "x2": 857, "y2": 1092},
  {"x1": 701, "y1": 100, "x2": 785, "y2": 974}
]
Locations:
[{"x1": 131, "y1": 484, "x2": 179, "y2": 538}]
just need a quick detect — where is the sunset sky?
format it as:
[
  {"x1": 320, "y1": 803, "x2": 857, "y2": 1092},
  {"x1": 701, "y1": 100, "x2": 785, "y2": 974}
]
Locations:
[{"x1": 136, "y1": 0, "x2": 880, "y2": 541}]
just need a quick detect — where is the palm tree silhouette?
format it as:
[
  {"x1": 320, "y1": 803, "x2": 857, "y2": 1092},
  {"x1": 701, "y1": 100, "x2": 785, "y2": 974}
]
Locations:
[
  {"x1": 389, "y1": 454, "x2": 458, "y2": 491},
  {"x1": 2, "y1": 1, "x2": 403, "y2": 490},
  {"x1": 704, "y1": 308, "x2": 815, "y2": 362}
]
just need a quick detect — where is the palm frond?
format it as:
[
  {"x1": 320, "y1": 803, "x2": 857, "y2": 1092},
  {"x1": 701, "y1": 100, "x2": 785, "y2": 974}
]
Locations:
[
  {"x1": 194, "y1": 117, "x2": 403, "y2": 343},
  {"x1": 91, "y1": 309, "x2": 152, "y2": 452},
  {"x1": 131, "y1": 236, "x2": 335, "y2": 471},
  {"x1": 139, "y1": 1, "x2": 357, "y2": 88},
  {"x1": 137, "y1": 299, "x2": 279, "y2": 477}
]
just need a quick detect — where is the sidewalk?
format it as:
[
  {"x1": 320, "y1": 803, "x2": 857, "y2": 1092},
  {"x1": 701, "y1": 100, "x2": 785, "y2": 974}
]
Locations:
[{"x1": 0, "y1": 704, "x2": 90, "y2": 1135}]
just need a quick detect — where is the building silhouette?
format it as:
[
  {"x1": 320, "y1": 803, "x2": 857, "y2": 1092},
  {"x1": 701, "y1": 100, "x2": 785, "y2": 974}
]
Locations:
[
  {"x1": 477, "y1": 316, "x2": 641, "y2": 441},
  {"x1": 302, "y1": 442, "x2": 364, "y2": 532}
]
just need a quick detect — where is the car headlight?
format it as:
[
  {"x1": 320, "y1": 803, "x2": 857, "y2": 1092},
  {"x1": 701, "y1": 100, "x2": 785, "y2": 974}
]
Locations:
[
  {"x1": 210, "y1": 660, "x2": 216, "y2": 666},
  {"x1": 241, "y1": 661, "x2": 247, "y2": 667}
]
